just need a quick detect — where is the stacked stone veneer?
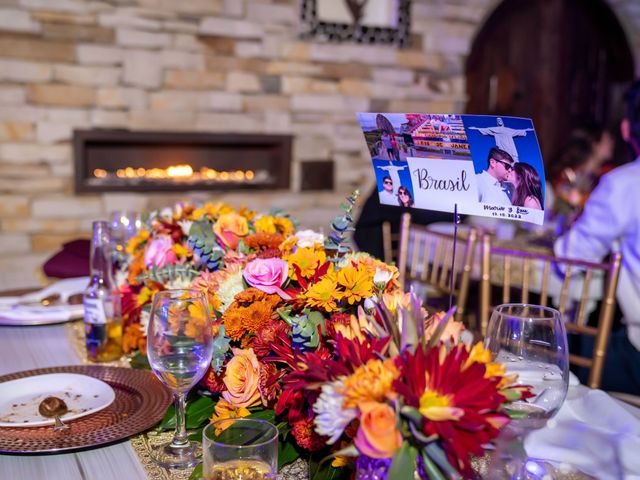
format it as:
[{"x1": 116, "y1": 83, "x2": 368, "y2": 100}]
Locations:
[{"x1": 0, "y1": 0, "x2": 639, "y2": 289}]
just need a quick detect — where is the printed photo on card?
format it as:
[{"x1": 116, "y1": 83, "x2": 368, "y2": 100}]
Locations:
[{"x1": 356, "y1": 113, "x2": 546, "y2": 225}]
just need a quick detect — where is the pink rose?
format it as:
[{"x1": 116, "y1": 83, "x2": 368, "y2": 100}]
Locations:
[
  {"x1": 144, "y1": 236, "x2": 177, "y2": 268},
  {"x1": 243, "y1": 258, "x2": 290, "y2": 299}
]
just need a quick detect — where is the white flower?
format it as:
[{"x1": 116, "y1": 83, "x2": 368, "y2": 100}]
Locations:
[
  {"x1": 313, "y1": 379, "x2": 356, "y2": 444},
  {"x1": 139, "y1": 309, "x2": 150, "y2": 332},
  {"x1": 337, "y1": 251, "x2": 371, "y2": 268},
  {"x1": 295, "y1": 229, "x2": 325, "y2": 248},
  {"x1": 159, "y1": 207, "x2": 174, "y2": 220},
  {"x1": 217, "y1": 271, "x2": 245, "y2": 313},
  {"x1": 178, "y1": 220, "x2": 193, "y2": 236},
  {"x1": 373, "y1": 268, "x2": 393, "y2": 288}
]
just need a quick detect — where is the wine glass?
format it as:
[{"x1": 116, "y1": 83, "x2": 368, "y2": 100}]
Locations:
[
  {"x1": 484, "y1": 304, "x2": 569, "y2": 479},
  {"x1": 147, "y1": 289, "x2": 214, "y2": 468}
]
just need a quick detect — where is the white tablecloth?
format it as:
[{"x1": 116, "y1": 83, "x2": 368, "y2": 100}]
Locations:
[{"x1": 0, "y1": 324, "x2": 148, "y2": 480}]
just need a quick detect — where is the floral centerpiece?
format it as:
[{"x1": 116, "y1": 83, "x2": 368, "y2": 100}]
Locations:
[{"x1": 120, "y1": 195, "x2": 531, "y2": 479}]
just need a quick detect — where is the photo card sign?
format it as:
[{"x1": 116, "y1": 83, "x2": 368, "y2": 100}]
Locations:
[{"x1": 357, "y1": 113, "x2": 546, "y2": 225}]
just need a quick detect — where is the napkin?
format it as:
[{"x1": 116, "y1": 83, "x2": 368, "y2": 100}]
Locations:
[{"x1": 526, "y1": 387, "x2": 640, "y2": 479}]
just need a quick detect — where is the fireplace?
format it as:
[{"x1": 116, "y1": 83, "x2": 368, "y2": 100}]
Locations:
[{"x1": 73, "y1": 130, "x2": 292, "y2": 193}]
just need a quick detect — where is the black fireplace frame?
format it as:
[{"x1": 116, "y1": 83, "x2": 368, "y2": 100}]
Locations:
[{"x1": 73, "y1": 129, "x2": 292, "y2": 193}]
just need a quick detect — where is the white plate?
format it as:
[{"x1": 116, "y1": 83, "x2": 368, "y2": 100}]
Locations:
[
  {"x1": 0, "y1": 303, "x2": 85, "y2": 326},
  {"x1": 0, "y1": 373, "x2": 115, "y2": 427}
]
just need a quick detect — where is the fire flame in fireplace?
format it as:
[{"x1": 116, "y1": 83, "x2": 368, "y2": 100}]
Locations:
[{"x1": 92, "y1": 165, "x2": 260, "y2": 183}]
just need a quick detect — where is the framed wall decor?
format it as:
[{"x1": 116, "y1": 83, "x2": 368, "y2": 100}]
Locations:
[{"x1": 300, "y1": 0, "x2": 411, "y2": 47}]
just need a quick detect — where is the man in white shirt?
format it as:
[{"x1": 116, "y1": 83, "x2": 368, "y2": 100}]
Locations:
[
  {"x1": 476, "y1": 147, "x2": 514, "y2": 206},
  {"x1": 378, "y1": 176, "x2": 397, "y2": 205},
  {"x1": 555, "y1": 80, "x2": 640, "y2": 394}
]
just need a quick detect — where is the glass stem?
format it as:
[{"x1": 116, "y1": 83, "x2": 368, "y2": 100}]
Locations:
[{"x1": 171, "y1": 392, "x2": 188, "y2": 448}]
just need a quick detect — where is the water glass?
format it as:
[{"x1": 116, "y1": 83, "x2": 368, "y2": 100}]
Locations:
[
  {"x1": 147, "y1": 289, "x2": 214, "y2": 468},
  {"x1": 484, "y1": 304, "x2": 569, "y2": 479},
  {"x1": 203, "y1": 418, "x2": 278, "y2": 480}
]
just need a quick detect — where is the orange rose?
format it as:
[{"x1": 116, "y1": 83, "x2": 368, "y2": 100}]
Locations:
[
  {"x1": 213, "y1": 213, "x2": 249, "y2": 248},
  {"x1": 354, "y1": 402, "x2": 402, "y2": 459},
  {"x1": 222, "y1": 348, "x2": 262, "y2": 408}
]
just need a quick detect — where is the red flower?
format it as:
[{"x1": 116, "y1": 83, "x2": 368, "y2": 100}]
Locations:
[
  {"x1": 201, "y1": 366, "x2": 226, "y2": 394},
  {"x1": 291, "y1": 417, "x2": 327, "y2": 452},
  {"x1": 258, "y1": 363, "x2": 283, "y2": 405},
  {"x1": 325, "y1": 312, "x2": 351, "y2": 339},
  {"x1": 394, "y1": 345, "x2": 511, "y2": 475},
  {"x1": 252, "y1": 321, "x2": 290, "y2": 358}
]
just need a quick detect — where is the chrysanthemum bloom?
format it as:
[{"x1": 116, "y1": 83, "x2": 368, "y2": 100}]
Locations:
[
  {"x1": 393, "y1": 344, "x2": 512, "y2": 475},
  {"x1": 253, "y1": 215, "x2": 277, "y2": 234},
  {"x1": 339, "y1": 358, "x2": 399, "y2": 408},
  {"x1": 286, "y1": 247, "x2": 327, "y2": 278},
  {"x1": 335, "y1": 266, "x2": 374, "y2": 305},
  {"x1": 302, "y1": 276, "x2": 342, "y2": 312},
  {"x1": 244, "y1": 231, "x2": 284, "y2": 251},
  {"x1": 313, "y1": 379, "x2": 357, "y2": 444},
  {"x1": 291, "y1": 417, "x2": 327, "y2": 452},
  {"x1": 273, "y1": 216, "x2": 295, "y2": 237}
]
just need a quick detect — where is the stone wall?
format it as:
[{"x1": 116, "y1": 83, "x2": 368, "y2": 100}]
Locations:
[{"x1": 0, "y1": 0, "x2": 638, "y2": 289}]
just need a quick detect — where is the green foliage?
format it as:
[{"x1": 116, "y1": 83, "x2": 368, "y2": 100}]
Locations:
[
  {"x1": 389, "y1": 441, "x2": 418, "y2": 479},
  {"x1": 324, "y1": 190, "x2": 359, "y2": 258},
  {"x1": 188, "y1": 463, "x2": 202, "y2": 480},
  {"x1": 142, "y1": 263, "x2": 201, "y2": 285},
  {"x1": 188, "y1": 220, "x2": 225, "y2": 269},
  {"x1": 128, "y1": 351, "x2": 150, "y2": 370},
  {"x1": 211, "y1": 325, "x2": 231, "y2": 373},
  {"x1": 157, "y1": 396, "x2": 217, "y2": 431},
  {"x1": 309, "y1": 452, "x2": 352, "y2": 480}
]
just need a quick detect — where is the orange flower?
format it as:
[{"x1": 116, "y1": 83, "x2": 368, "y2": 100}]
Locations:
[
  {"x1": 253, "y1": 215, "x2": 277, "y2": 234},
  {"x1": 222, "y1": 348, "x2": 262, "y2": 408},
  {"x1": 286, "y1": 247, "x2": 327, "y2": 278},
  {"x1": 213, "y1": 212, "x2": 249, "y2": 248},
  {"x1": 354, "y1": 402, "x2": 402, "y2": 459},
  {"x1": 209, "y1": 398, "x2": 251, "y2": 433},
  {"x1": 244, "y1": 232, "x2": 284, "y2": 251},
  {"x1": 273, "y1": 216, "x2": 295, "y2": 237},
  {"x1": 340, "y1": 359, "x2": 399, "y2": 408}
]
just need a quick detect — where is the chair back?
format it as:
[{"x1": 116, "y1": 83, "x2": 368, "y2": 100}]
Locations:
[
  {"x1": 479, "y1": 234, "x2": 622, "y2": 388},
  {"x1": 381, "y1": 221, "x2": 399, "y2": 264},
  {"x1": 397, "y1": 213, "x2": 477, "y2": 324}
]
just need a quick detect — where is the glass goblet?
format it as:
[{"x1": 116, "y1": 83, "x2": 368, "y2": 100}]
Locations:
[
  {"x1": 484, "y1": 303, "x2": 569, "y2": 479},
  {"x1": 203, "y1": 418, "x2": 278, "y2": 480},
  {"x1": 147, "y1": 289, "x2": 214, "y2": 468}
]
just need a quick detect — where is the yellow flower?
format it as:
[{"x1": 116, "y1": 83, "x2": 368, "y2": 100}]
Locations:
[
  {"x1": 125, "y1": 229, "x2": 150, "y2": 256},
  {"x1": 303, "y1": 276, "x2": 341, "y2": 312},
  {"x1": 286, "y1": 247, "x2": 326, "y2": 278},
  {"x1": 172, "y1": 242, "x2": 190, "y2": 258},
  {"x1": 136, "y1": 285, "x2": 156, "y2": 307},
  {"x1": 253, "y1": 215, "x2": 277, "y2": 234},
  {"x1": 192, "y1": 202, "x2": 232, "y2": 221},
  {"x1": 273, "y1": 216, "x2": 295, "y2": 237},
  {"x1": 464, "y1": 342, "x2": 506, "y2": 379},
  {"x1": 419, "y1": 390, "x2": 463, "y2": 421},
  {"x1": 335, "y1": 266, "x2": 374, "y2": 305},
  {"x1": 340, "y1": 359, "x2": 399, "y2": 408},
  {"x1": 333, "y1": 313, "x2": 376, "y2": 343}
]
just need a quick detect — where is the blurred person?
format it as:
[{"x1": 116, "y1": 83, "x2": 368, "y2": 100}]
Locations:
[
  {"x1": 509, "y1": 162, "x2": 544, "y2": 209},
  {"x1": 551, "y1": 125, "x2": 615, "y2": 230},
  {"x1": 555, "y1": 80, "x2": 640, "y2": 394},
  {"x1": 476, "y1": 147, "x2": 515, "y2": 206},
  {"x1": 397, "y1": 186, "x2": 414, "y2": 207}
]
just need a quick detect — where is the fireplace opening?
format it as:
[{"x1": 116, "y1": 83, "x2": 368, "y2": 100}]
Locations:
[{"x1": 73, "y1": 130, "x2": 292, "y2": 193}]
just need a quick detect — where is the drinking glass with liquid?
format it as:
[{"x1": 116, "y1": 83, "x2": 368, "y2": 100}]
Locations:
[{"x1": 83, "y1": 221, "x2": 123, "y2": 362}]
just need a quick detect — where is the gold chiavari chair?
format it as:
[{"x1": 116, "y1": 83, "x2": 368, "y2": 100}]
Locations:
[
  {"x1": 397, "y1": 213, "x2": 478, "y2": 324},
  {"x1": 479, "y1": 234, "x2": 622, "y2": 389},
  {"x1": 381, "y1": 221, "x2": 399, "y2": 264}
]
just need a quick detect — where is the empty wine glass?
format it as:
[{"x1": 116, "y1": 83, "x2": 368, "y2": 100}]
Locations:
[
  {"x1": 147, "y1": 289, "x2": 214, "y2": 468},
  {"x1": 484, "y1": 304, "x2": 569, "y2": 479}
]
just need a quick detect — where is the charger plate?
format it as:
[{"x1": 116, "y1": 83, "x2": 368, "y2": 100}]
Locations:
[{"x1": 0, "y1": 365, "x2": 171, "y2": 454}]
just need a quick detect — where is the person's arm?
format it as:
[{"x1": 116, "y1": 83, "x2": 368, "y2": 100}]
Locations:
[{"x1": 554, "y1": 174, "x2": 629, "y2": 262}]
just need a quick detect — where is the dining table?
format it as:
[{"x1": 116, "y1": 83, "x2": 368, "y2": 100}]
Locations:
[{"x1": 1, "y1": 299, "x2": 640, "y2": 479}]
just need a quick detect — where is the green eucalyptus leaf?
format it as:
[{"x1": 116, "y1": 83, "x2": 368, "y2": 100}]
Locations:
[
  {"x1": 185, "y1": 396, "x2": 217, "y2": 429},
  {"x1": 128, "y1": 351, "x2": 150, "y2": 370},
  {"x1": 188, "y1": 463, "x2": 203, "y2": 480}
]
